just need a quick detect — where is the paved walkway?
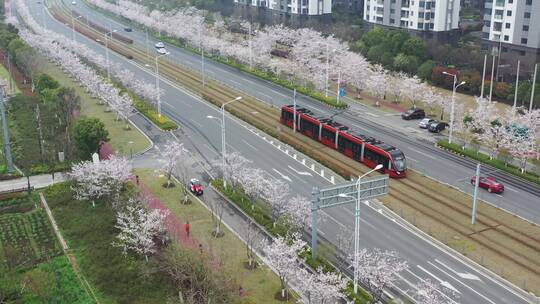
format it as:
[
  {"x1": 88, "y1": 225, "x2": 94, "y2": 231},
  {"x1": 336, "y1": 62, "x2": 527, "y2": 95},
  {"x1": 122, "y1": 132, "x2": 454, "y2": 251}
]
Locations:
[{"x1": 0, "y1": 172, "x2": 66, "y2": 193}]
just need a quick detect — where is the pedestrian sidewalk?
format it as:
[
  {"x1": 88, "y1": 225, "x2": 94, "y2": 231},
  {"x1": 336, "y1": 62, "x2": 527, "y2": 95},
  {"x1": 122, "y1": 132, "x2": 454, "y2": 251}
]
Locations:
[{"x1": 0, "y1": 172, "x2": 66, "y2": 193}]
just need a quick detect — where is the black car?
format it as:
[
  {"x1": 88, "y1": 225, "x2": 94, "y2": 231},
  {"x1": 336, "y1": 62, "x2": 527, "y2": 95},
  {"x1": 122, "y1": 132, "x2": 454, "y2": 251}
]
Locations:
[
  {"x1": 428, "y1": 121, "x2": 447, "y2": 133},
  {"x1": 401, "y1": 108, "x2": 425, "y2": 120},
  {"x1": 124, "y1": 27, "x2": 132, "y2": 32}
]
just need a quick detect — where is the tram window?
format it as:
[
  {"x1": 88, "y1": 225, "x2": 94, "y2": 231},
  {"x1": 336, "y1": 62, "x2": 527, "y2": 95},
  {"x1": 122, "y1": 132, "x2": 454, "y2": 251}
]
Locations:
[
  {"x1": 321, "y1": 128, "x2": 334, "y2": 140},
  {"x1": 364, "y1": 148, "x2": 376, "y2": 161},
  {"x1": 282, "y1": 110, "x2": 293, "y2": 121},
  {"x1": 352, "y1": 142, "x2": 361, "y2": 159}
]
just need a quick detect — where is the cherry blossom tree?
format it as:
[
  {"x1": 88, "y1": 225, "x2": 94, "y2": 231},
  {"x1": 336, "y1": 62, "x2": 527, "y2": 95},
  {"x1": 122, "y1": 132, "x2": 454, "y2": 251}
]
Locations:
[
  {"x1": 350, "y1": 248, "x2": 408, "y2": 302},
  {"x1": 157, "y1": 140, "x2": 185, "y2": 188},
  {"x1": 113, "y1": 197, "x2": 168, "y2": 261},
  {"x1": 240, "y1": 167, "x2": 267, "y2": 210},
  {"x1": 500, "y1": 109, "x2": 540, "y2": 173},
  {"x1": 261, "y1": 178, "x2": 290, "y2": 226},
  {"x1": 68, "y1": 156, "x2": 132, "y2": 207},
  {"x1": 296, "y1": 267, "x2": 348, "y2": 304},
  {"x1": 263, "y1": 233, "x2": 306, "y2": 299},
  {"x1": 220, "y1": 152, "x2": 252, "y2": 187},
  {"x1": 283, "y1": 195, "x2": 312, "y2": 231},
  {"x1": 414, "y1": 279, "x2": 459, "y2": 304}
]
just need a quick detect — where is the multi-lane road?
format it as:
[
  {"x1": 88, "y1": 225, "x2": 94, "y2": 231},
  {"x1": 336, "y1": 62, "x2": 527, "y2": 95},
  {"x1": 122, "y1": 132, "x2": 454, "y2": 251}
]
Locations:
[
  {"x1": 19, "y1": 1, "x2": 537, "y2": 302},
  {"x1": 60, "y1": 0, "x2": 540, "y2": 225}
]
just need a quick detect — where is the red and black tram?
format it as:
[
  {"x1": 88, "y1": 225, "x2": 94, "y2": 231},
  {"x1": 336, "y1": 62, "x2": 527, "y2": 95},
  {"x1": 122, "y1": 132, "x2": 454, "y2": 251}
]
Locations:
[{"x1": 280, "y1": 105, "x2": 407, "y2": 178}]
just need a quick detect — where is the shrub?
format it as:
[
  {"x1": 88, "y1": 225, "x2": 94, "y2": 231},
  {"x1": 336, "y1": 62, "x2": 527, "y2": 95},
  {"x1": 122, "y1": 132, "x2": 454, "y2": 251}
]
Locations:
[{"x1": 132, "y1": 98, "x2": 178, "y2": 131}]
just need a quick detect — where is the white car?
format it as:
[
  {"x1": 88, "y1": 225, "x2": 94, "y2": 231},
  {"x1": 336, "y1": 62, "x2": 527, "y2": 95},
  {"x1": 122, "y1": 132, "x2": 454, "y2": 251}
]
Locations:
[
  {"x1": 156, "y1": 47, "x2": 168, "y2": 55},
  {"x1": 154, "y1": 42, "x2": 165, "y2": 48},
  {"x1": 418, "y1": 118, "x2": 435, "y2": 129},
  {"x1": 71, "y1": 1, "x2": 76, "y2": 4}
]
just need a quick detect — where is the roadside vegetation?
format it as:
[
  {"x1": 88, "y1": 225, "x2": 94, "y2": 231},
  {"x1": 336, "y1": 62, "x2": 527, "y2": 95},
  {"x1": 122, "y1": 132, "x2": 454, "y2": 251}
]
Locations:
[{"x1": 0, "y1": 192, "x2": 92, "y2": 303}]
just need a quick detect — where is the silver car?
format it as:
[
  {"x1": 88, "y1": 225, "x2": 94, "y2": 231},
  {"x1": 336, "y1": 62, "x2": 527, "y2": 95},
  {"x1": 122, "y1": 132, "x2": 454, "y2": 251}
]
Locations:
[
  {"x1": 154, "y1": 41, "x2": 165, "y2": 48},
  {"x1": 418, "y1": 118, "x2": 434, "y2": 129}
]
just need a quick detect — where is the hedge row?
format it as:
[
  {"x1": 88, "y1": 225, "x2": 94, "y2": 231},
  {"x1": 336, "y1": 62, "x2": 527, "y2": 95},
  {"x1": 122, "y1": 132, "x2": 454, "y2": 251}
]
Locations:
[
  {"x1": 29, "y1": 162, "x2": 72, "y2": 175},
  {"x1": 211, "y1": 178, "x2": 372, "y2": 303},
  {"x1": 437, "y1": 140, "x2": 540, "y2": 185}
]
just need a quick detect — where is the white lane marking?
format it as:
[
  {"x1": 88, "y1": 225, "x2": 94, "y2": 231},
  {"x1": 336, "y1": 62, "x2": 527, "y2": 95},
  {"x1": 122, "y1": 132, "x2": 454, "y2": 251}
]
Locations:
[
  {"x1": 408, "y1": 147, "x2": 437, "y2": 160},
  {"x1": 203, "y1": 143, "x2": 219, "y2": 156},
  {"x1": 435, "y1": 259, "x2": 481, "y2": 281},
  {"x1": 496, "y1": 194, "x2": 503, "y2": 198},
  {"x1": 427, "y1": 261, "x2": 498, "y2": 304},
  {"x1": 417, "y1": 265, "x2": 461, "y2": 294},
  {"x1": 241, "y1": 139, "x2": 259, "y2": 151},
  {"x1": 49, "y1": 11, "x2": 532, "y2": 302},
  {"x1": 287, "y1": 165, "x2": 313, "y2": 176},
  {"x1": 229, "y1": 79, "x2": 242, "y2": 87},
  {"x1": 284, "y1": 168, "x2": 308, "y2": 184},
  {"x1": 407, "y1": 157, "x2": 419, "y2": 163},
  {"x1": 272, "y1": 168, "x2": 292, "y2": 182},
  {"x1": 189, "y1": 118, "x2": 202, "y2": 128},
  {"x1": 365, "y1": 112, "x2": 379, "y2": 118},
  {"x1": 505, "y1": 186, "x2": 518, "y2": 193},
  {"x1": 405, "y1": 269, "x2": 460, "y2": 304}
]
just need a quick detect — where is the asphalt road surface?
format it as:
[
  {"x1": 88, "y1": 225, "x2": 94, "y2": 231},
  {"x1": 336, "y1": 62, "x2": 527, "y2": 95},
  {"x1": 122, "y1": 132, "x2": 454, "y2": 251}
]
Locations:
[{"x1": 20, "y1": 1, "x2": 536, "y2": 302}]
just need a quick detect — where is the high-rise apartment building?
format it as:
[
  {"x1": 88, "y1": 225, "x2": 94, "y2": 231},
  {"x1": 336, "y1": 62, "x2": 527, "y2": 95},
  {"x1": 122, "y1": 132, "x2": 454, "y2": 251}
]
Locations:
[
  {"x1": 234, "y1": 0, "x2": 332, "y2": 15},
  {"x1": 482, "y1": 0, "x2": 539, "y2": 78},
  {"x1": 483, "y1": 0, "x2": 539, "y2": 49},
  {"x1": 363, "y1": 0, "x2": 460, "y2": 32}
]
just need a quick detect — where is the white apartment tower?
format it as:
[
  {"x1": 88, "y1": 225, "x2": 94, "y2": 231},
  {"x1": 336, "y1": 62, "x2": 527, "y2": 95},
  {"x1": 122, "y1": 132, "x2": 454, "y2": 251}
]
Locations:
[
  {"x1": 483, "y1": 0, "x2": 540, "y2": 50},
  {"x1": 234, "y1": 0, "x2": 331, "y2": 15},
  {"x1": 363, "y1": 0, "x2": 460, "y2": 32}
]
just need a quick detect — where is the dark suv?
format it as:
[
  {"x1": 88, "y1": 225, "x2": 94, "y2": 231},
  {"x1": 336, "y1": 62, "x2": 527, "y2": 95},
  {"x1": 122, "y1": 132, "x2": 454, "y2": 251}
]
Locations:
[
  {"x1": 428, "y1": 121, "x2": 447, "y2": 133},
  {"x1": 401, "y1": 108, "x2": 425, "y2": 120}
]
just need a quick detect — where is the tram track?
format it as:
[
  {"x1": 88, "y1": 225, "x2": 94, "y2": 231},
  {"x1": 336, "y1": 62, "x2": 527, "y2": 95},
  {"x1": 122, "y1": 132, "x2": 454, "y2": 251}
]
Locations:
[{"x1": 45, "y1": 2, "x2": 540, "y2": 293}]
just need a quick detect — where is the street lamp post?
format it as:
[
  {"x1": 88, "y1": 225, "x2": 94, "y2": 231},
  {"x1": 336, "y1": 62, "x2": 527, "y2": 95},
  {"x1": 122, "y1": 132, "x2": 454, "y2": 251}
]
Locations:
[
  {"x1": 339, "y1": 163, "x2": 383, "y2": 294},
  {"x1": 442, "y1": 71, "x2": 466, "y2": 144},
  {"x1": 207, "y1": 96, "x2": 242, "y2": 188},
  {"x1": 71, "y1": 13, "x2": 83, "y2": 42},
  {"x1": 155, "y1": 52, "x2": 170, "y2": 117},
  {"x1": 104, "y1": 29, "x2": 117, "y2": 79},
  {"x1": 0, "y1": 84, "x2": 14, "y2": 173}
]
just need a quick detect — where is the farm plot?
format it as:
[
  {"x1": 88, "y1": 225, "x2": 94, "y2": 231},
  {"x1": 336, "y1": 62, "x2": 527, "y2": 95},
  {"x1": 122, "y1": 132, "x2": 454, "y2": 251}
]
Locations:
[{"x1": 0, "y1": 196, "x2": 62, "y2": 270}]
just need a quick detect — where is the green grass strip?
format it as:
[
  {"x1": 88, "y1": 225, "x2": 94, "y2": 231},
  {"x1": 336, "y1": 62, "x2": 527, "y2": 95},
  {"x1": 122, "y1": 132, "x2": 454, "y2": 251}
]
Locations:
[{"x1": 437, "y1": 139, "x2": 540, "y2": 185}]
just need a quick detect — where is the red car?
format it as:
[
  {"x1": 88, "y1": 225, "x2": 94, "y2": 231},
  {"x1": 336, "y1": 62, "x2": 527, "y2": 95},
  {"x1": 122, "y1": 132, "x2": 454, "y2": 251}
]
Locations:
[
  {"x1": 189, "y1": 178, "x2": 204, "y2": 196},
  {"x1": 470, "y1": 176, "x2": 504, "y2": 193}
]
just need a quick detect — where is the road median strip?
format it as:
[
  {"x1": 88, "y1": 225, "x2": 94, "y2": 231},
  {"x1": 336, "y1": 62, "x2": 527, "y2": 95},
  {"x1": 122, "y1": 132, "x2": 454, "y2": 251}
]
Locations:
[{"x1": 48, "y1": 2, "x2": 540, "y2": 296}]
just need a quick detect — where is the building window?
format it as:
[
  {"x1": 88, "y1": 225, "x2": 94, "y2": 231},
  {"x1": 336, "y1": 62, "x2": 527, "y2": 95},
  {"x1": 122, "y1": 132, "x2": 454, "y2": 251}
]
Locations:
[
  {"x1": 419, "y1": 12, "x2": 424, "y2": 18},
  {"x1": 376, "y1": 16, "x2": 383, "y2": 22},
  {"x1": 526, "y1": 0, "x2": 531, "y2": 4},
  {"x1": 390, "y1": 18, "x2": 395, "y2": 23},
  {"x1": 505, "y1": 23, "x2": 511, "y2": 29},
  {"x1": 523, "y1": 25, "x2": 529, "y2": 31},
  {"x1": 419, "y1": 1, "x2": 424, "y2": 7},
  {"x1": 425, "y1": 2, "x2": 431, "y2": 9},
  {"x1": 508, "y1": 0, "x2": 512, "y2": 3},
  {"x1": 411, "y1": 11, "x2": 414, "y2": 16},
  {"x1": 366, "y1": 14, "x2": 370, "y2": 19},
  {"x1": 418, "y1": 22, "x2": 423, "y2": 29},
  {"x1": 391, "y1": 8, "x2": 395, "y2": 13},
  {"x1": 429, "y1": 23, "x2": 434, "y2": 29},
  {"x1": 521, "y1": 38, "x2": 528, "y2": 44},
  {"x1": 519, "y1": 50, "x2": 526, "y2": 56},
  {"x1": 524, "y1": 12, "x2": 531, "y2": 18},
  {"x1": 504, "y1": 35, "x2": 509, "y2": 41},
  {"x1": 506, "y1": 10, "x2": 512, "y2": 16}
]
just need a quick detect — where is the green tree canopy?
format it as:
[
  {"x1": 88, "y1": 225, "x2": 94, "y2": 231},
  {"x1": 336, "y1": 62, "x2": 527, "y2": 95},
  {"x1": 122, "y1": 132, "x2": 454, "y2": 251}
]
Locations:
[
  {"x1": 417, "y1": 60, "x2": 435, "y2": 80},
  {"x1": 401, "y1": 37, "x2": 427, "y2": 60},
  {"x1": 393, "y1": 53, "x2": 419, "y2": 75},
  {"x1": 74, "y1": 117, "x2": 109, "y2": 160}
]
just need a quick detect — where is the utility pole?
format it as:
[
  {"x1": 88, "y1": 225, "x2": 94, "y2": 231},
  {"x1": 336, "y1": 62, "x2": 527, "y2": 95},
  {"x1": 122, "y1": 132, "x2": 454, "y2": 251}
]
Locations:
[
  {"x1": 472, "y1": 163, "x2": 480, "y2": 225},
  {"x1": 336, "y1": 71, "x2": 341, "y2": 104},
  {"x1": 530, "y1": 63, "x2": 537, "y2": 112},
  {"x1": 489, "y1": 55, "x2": 496, "y2": 102},
  {"x1": 0, "y1": 86, "x2": 14, "y2": 173},
  {"x1": 293, "y1": 89, "x2": 296, "y2": 133},
  {"x1": 513, "y1": 60, "x2": 520, "y2": 110},
  {"x1": 480, "y1": 54, "x2": 487, "y2": 99}
]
